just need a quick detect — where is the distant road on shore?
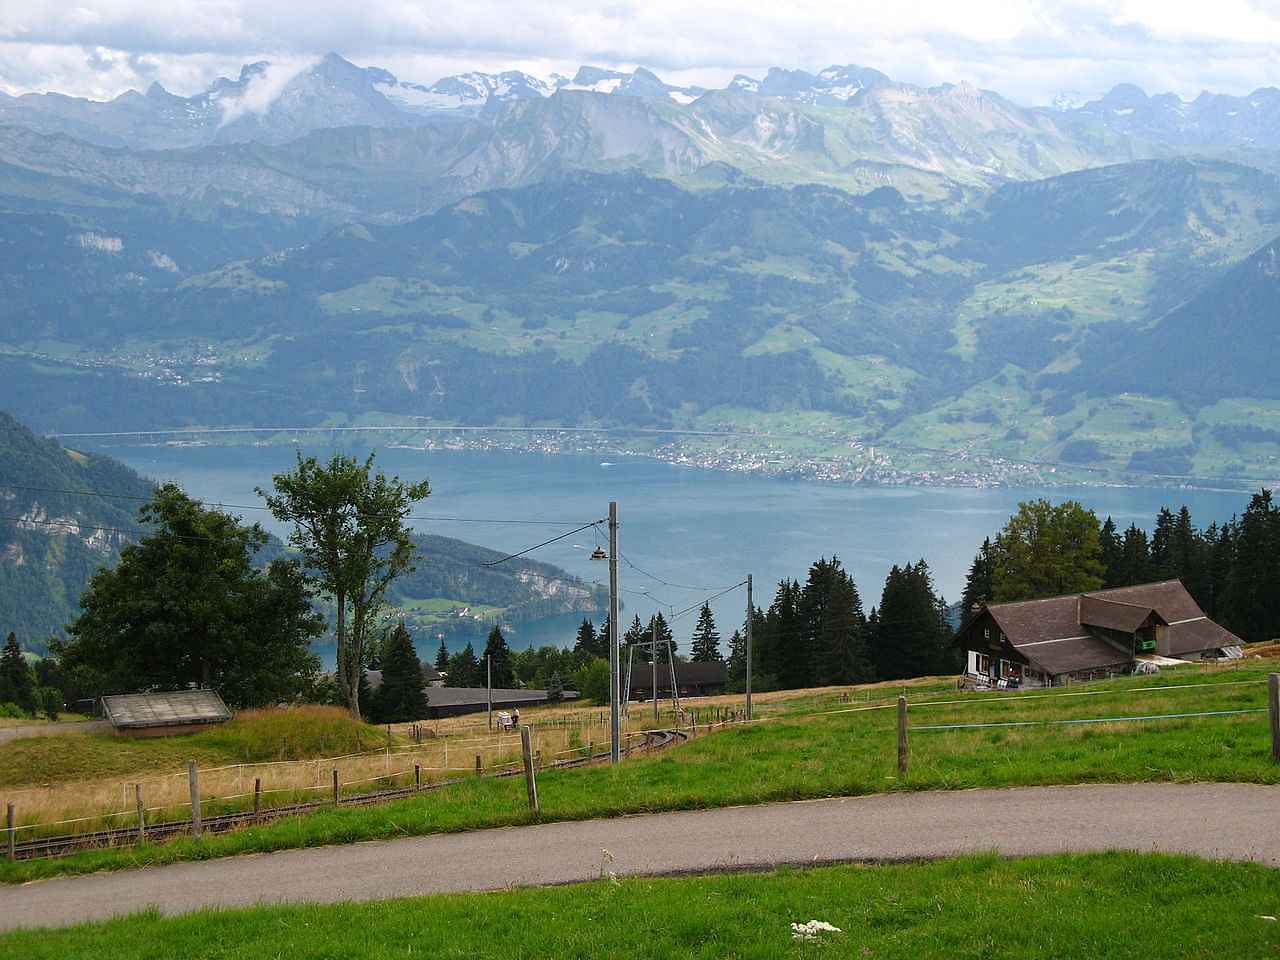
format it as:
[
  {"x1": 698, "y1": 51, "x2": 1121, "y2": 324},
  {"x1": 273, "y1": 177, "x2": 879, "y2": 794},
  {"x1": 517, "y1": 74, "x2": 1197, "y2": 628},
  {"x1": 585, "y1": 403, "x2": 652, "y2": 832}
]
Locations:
[{"x1": 5, "y1": 782, "x2": 1277, "y2": 931}]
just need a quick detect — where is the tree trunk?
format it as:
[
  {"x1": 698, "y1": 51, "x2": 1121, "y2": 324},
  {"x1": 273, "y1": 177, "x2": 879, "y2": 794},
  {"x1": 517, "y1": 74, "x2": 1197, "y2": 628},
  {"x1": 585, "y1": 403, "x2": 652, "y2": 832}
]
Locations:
[
  {"x1": 348, "y1": 599, "x2": 366, "y2": 721},
  {"x1": 336, "y1": 589, "x2": 358, "y2": 719}
]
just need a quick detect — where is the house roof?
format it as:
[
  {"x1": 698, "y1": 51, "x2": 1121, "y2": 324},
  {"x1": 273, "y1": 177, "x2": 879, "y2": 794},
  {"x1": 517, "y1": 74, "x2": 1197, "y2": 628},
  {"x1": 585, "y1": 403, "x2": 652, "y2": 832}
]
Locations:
[
  {"x1": 974, "y1": 580, "x2": 1241, "y2": 676},
  {"x1": 629, "y1": 661, "x2": 728, "y2": 689},
  {"x1": 102, "y1": 690, "x2": 232, "y2": 729},
  {"x1": 424, "y1": 687, "x2": 580, "y2": 708},
  {"x1": 362, "y1": 661, "x2": 442, "y2": 693}
]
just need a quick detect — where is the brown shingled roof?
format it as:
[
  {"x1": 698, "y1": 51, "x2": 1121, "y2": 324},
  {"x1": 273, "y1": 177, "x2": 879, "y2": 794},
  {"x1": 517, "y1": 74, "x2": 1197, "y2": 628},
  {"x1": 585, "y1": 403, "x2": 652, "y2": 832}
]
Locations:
[{"x1": 1079, "y1": 595, "x2": 1164, "y2": 634}]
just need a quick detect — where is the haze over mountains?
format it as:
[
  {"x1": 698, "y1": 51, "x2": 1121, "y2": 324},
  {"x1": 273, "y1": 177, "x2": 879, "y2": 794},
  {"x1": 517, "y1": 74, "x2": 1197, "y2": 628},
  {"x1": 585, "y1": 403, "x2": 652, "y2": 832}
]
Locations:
[{"x1": 1, "y1": 52, "x2": 1278, "y2": 484}]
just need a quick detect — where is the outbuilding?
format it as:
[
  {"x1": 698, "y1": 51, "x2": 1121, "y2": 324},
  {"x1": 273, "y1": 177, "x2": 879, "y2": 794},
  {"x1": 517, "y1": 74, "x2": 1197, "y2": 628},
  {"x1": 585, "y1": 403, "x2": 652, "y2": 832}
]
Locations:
[{"x1": 101, "y1": 690, "x2": 233, "y2": 737}]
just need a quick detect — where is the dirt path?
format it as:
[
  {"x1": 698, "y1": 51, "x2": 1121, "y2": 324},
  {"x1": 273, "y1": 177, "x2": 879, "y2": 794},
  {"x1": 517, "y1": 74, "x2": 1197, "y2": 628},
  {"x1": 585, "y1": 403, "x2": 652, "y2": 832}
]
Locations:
[
  {"x1": 3, "y1": 782, "x2": 1277, "y2": 931},
  {"x1": 0, "y1": 720, "x2": 107, "y2": 745}
]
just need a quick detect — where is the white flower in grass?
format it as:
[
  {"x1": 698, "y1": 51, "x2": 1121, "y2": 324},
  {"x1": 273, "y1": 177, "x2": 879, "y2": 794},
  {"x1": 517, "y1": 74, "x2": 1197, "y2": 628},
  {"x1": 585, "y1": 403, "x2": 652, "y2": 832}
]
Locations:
[{"x1": 791, "y1": 920, "x2": 843, "y2": 941}]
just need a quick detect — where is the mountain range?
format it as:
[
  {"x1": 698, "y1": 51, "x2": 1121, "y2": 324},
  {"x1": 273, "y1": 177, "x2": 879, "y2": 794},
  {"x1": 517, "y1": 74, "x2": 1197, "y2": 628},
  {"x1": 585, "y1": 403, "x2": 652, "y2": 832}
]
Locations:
[{"x1": 0, "y1": 52, "x2": 1278, "y2": 485}]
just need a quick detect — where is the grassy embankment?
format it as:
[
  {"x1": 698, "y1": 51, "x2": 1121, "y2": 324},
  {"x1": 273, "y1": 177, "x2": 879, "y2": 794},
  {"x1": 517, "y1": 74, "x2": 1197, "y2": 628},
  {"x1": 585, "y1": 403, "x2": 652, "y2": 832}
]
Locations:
[
  {"x1": 4, "y1": 853, "x2": 1279, "y2": 958},
  {"x1": 3, "y1": 661, "x2": 1277, "y2": 884}
]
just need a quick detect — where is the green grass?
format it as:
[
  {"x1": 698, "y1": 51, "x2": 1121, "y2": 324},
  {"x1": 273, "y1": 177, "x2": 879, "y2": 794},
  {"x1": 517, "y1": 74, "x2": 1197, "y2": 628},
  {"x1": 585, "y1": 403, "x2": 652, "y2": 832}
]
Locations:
[
  {"x1": 5, "y1": 853, "x2": 1279, "y2": 957},
  {"x1": 0, "y1": 706, "x2": 388, "y2": 788},
  {"x1": 4, "y1": 664, "x2": 1278, "y2": 884}
]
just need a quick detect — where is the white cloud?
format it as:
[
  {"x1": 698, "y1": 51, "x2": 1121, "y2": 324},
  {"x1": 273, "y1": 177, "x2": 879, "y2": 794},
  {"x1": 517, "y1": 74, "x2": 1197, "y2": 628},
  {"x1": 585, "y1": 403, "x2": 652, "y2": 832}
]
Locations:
[
  {"x1": 215, "y1": 57, "x2": 312, "y2": 125},
  {"x1": 0, "y1": 1, "x2": 1277, "y2": 104}
]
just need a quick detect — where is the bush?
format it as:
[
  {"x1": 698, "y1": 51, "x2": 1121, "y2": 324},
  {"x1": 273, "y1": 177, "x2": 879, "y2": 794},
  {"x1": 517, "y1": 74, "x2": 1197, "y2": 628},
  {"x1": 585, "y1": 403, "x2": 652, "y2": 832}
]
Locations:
[
  {"x1": 0, "y1": 702, "x2": 26, "y2": 719},
  {"x1": 573, "y1": 659, "x2": 610, "y2": 705}
]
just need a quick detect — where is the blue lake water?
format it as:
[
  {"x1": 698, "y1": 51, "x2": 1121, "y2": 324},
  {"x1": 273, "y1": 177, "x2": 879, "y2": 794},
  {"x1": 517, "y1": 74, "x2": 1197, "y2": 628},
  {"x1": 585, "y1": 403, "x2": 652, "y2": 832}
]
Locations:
[{"x1": 88, "y1": 443, "x2": 1254, "y2": 656}]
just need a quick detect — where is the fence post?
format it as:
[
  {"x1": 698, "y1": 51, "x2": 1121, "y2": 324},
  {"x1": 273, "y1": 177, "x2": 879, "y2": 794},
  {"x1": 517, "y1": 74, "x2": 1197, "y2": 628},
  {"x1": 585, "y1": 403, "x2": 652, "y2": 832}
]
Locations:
[
  {"x1": 1269, "y1": 673, "x2": 1279, "y2": 764},
  {"x1": 414, "y1": 763, "x2": 422, "y2": 790},
  {"x1": 535, "y1": 749, "x2": 541, "y2": 771},
  {"x1": 588, "y1": 740, "x2": 594, "y2": 761},
  {"x1": 897, "y1": 696, "x2": 909, "y2": 778},
  {"x1": 6, "y1": 802, "x2": 14, "y2": 860},
  {"x1": 475, "y1": 754, "x2": 482, "y2": 775},
  {"x1": 332, "y1": 768, "x2": 340, "y2": 805},
  {"x1": 187, "y1": 760, "x2": 202, "y2": 839},
  {"x1": 135, "y1": 784, "x2": 145, "y2": 844},
  {"x1": 253, "y1": 778, "x2": 262, "y2": 819},
  {"x1": 520, "y1": 726, "x2": 539, "y2": 815}
]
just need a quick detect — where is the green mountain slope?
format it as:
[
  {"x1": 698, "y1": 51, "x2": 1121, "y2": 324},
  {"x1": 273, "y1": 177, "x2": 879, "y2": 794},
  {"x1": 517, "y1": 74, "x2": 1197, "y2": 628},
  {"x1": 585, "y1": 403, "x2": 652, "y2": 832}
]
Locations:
[{"x1": 0, "y1": 412, "x2": 153, "y2": 642}]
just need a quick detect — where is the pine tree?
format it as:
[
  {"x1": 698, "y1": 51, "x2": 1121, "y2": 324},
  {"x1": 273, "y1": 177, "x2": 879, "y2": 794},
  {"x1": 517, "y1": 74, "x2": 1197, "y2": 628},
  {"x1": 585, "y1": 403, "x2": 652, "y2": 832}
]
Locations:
[
  {"x1": 1099, "y1": 518, "x2": 1124, "y2": 588},
  {"x1": 434, "y1": 636, "x2": 449, "y2": 673},
  {"x1": 624, "y1": 614, "x2": 647, "y2": 660},
  {"x1": 961, "y1": 538, "x2": 995, "y2": 619},
  {"x1": 446, "y1": 641, "x2": 480, "y2": 687},
  {"x1": 482, "y1": 625, "x2": 514, "y2": 688},
  {"x1": 1118, "y1": 524, "x2": 1151, "y2": 586},
  {"x1": 573, "y1": 618, "x2": 599, "y2": 663},
  {"x1": 872, "y1": 561, "x2": 954, "y2": 680},
  {"x1": 0, "y1": 632, "x2": 35, "y2": 713},
  {"x1": 1220, "y1": 490, "x2": 1280, "y2": 641},
  {"x1": 373, "y1": 621, "x2": 428, "y2": 723},
  {"x1": 689, "y1": 604, "x2": 722, "y2": 662},
  {"x1": 725, "y1": 629, "x2": 747, "y2": 690},
  {"x1": 1150, "y1": 507, "x2": 1176, "y2": 579}
]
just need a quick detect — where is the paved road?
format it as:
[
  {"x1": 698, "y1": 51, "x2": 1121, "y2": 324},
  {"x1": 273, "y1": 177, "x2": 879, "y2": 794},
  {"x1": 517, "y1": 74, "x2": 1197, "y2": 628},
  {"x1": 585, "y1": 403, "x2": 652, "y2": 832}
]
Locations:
[{"x1": 3, "y1": 782, "x2": 1278, "y2": 931}]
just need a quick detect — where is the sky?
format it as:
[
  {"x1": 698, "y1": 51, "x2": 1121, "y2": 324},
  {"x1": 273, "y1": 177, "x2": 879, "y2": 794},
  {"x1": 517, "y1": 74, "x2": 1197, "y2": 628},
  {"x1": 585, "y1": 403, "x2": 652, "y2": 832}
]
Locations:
[{"x1": 1, "y1": 1, "x2": 1279, "y2": 104}]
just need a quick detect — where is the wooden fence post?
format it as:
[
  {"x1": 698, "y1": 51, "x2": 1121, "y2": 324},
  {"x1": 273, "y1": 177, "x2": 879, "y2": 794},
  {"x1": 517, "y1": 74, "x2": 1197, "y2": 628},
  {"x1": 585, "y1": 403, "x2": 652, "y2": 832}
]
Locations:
[
  {"x1": 1268, "y1": 673, "x2": 1279, "y2": 764},
  {"x1": 475, "y1": 754, "x2": 482, "y2": 775},
  {"x1": 253, "y1": 778, "x2": 262, "y2": 818},
  {"x1": 332, "y1": 768, "x2": 340, "y2": 805},
  {"x1": 187, "y1": 760, "x2": 202, "y2": 839},
  {"x1": 5, "y1": 802, "x2": 14, "y2": 860},
  {"x1": 897, "y1": 696, "x2": 909, "y2": 778},
  {"x1": 520, "y1": 726, "x2": 539, "y2": 815},
  {"x1": 414, "y1": 763, "x2": 422, "y2": 790},
  {"x1": 135, "y1": 784, "x2": 145, "y2": 844}
]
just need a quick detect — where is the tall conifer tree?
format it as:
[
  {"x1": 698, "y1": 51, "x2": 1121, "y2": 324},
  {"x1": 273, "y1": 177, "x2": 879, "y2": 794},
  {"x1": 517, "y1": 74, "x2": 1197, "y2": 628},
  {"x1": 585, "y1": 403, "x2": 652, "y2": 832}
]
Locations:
[
  {"x1": 373, "y1": 621, "x2": 427, "y2": 723},
  {"x1": 689, "y1": 604, "x2": 722, "y2": 663}
]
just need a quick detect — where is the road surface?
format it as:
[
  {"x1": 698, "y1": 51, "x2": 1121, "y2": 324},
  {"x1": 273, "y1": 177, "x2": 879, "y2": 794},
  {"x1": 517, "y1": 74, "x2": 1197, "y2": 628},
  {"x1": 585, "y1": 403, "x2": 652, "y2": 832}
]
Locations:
[{"x1": 3, "y1": 782, "x2": 1277, "y2": 931}]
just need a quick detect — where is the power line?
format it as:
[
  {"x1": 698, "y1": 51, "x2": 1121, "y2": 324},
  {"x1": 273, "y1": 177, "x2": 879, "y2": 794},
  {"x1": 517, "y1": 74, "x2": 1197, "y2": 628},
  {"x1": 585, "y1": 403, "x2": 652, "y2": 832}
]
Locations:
[
  {"x1": 480, "y1": 521, "x2": 606, "y2": 567},
  {"x1": 618, "y1": 552, "x2": 722, "y2": 592},
  {"x1": 669, "y1": 580, "x2": 749, "y2": 623}
]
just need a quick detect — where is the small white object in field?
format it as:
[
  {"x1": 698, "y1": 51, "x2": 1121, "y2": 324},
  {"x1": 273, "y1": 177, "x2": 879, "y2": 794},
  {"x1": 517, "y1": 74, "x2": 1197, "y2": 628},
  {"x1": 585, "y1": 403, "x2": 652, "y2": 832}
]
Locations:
[
  {"x1": 791, "y1": 920, "x2": 843, "y2": 941},
  {"x1": 1259, "y1": 916, "x2": 1278, "y2": 922}
]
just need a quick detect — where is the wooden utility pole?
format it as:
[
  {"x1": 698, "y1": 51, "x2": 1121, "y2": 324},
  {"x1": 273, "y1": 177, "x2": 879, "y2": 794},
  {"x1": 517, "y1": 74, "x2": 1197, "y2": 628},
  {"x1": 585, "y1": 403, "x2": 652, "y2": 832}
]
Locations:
[
  {"x1": 897, "y1": 696, "x2": 909, "y2": 777},
  {"x1": 608, "y1": 501, "x2": 621, "y2": 764},
  {"x1": 1269, "y1": 673, "x2": 1279, "y2": 763},
  {"x1": 745, "y1": 574, "x2": 753, "y2": 722},
  {"x1": 187, "y1": 760, "x2": 202, "y2": 839},
  {"x1": 520, "y1": 725, "x2": 539, "y2": 814},
  {"x1": 332, "y1": 768, "x2": 340, "y2": 805}
]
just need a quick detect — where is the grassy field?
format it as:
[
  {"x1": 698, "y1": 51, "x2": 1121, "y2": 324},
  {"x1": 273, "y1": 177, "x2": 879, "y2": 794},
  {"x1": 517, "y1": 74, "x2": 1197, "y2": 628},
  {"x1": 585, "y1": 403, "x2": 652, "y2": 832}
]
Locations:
[
  {"x1": 3, "y1": 661, "x2": 1277, "y2": 884},
  {"x1": 4, "y1": 853, "x2": 1279, "y2": 958}
]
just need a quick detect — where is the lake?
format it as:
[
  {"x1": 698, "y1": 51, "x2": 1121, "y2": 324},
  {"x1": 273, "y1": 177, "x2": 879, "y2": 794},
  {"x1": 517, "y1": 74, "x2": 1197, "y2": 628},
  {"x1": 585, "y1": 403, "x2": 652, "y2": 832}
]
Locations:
[{"x1": 85, "y1": 442, "x2": 1254, "y2": 655}]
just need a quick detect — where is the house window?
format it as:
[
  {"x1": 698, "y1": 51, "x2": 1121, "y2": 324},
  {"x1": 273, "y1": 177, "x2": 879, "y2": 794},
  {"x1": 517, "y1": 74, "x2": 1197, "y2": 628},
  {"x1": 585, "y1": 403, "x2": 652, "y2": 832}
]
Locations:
[
  {"x1": 983, "y1": 626, "x2": 990, "y2": 641},
  {"x1": 977, "y1": 653, "x2": 990, "y2": 675}
]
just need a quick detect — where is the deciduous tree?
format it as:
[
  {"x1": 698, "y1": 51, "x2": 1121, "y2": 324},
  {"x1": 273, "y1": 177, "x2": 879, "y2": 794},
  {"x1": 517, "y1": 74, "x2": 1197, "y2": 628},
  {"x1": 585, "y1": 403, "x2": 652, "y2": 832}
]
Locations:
[
  {"x1": 991, "y1": 499, "x2": 1103, "y2": 602},
  {"x1": 261, "y1": 453, "x2": 430, "y2": 719}
]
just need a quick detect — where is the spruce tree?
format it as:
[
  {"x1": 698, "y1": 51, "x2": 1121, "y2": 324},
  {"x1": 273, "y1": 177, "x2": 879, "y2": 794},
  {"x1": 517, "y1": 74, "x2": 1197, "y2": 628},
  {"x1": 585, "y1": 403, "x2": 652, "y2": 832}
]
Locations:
[
  {"x1": 0, "y1": 632, "x2": 36, "y2": 713},
  {"x1": 573, "y1": 618, "x2": 598, "y2": 663},
  {"x1": 1099, "y1": 518, "x2": 1124, "y2": 588},
  {"x1": 624, "y1": 614, "x2": 647, "y2": 659},
  {"x1": 446, "y1": 641, "x2": 480, "y2": 687},
  {"x1": 652, "y1": 611, "x2": 675, "y2": 662},
  {"x1": 960, "y1": 539, "x2": 995, "y2": 619},
  {"x1": 872, "y1": 561, "x2": 954, "y2": 680},
  {"x1": 482, "y1": 625, "x2": 514, "y2": 688},
  {"x1": 434, "y1": 636, "x2": 450, "y2": 673},
  {"x1": 1220, "y1": 490, "x2": 1280, "y2": 641},
  {"x1": 373, "y1": 621, "x2": 428, "y2": 723},
  {"x1": 689, "y1": 604, "x2": 723, "y2": 662},
  {"x1": 1118, "y1": 524, "x2": 1151, "y2": 586},
  {"x1": 725, "y1": 629, "x2": 747, "y2": 690}
]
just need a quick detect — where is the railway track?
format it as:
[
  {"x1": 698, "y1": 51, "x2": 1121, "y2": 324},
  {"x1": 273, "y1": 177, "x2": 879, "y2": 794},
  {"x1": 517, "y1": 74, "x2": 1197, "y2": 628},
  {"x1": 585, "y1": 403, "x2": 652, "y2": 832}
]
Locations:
[{"x1": 11, "y1": 728, "x2": 689, "y2": 861}]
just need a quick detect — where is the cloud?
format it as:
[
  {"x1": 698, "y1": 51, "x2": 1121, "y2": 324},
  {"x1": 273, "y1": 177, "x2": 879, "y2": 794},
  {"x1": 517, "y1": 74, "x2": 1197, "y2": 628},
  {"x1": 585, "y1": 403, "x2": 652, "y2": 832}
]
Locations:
[
  {"x1": 215, "y1": 57, "x2": 312, "y2": 125},
  {"x1": 0, "y1": 1, "x2": 1277, "y2": 104}
]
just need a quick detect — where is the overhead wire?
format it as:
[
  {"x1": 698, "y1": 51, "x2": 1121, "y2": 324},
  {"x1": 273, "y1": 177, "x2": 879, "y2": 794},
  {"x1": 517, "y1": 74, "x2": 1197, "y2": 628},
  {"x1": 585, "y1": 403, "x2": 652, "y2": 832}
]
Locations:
[
  {"x1": 618, "y1": 552, "x2": 721, "y2": 592},
  {"x1": 479, "y1": 520, "x2": 606, "y2": 567}
]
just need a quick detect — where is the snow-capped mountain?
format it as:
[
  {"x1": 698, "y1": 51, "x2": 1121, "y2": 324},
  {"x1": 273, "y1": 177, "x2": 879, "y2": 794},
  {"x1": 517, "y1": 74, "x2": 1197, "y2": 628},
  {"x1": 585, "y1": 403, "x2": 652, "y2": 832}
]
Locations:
[{"x1": 1058, "y1": 83, "x2": 1280, "y2": 148}]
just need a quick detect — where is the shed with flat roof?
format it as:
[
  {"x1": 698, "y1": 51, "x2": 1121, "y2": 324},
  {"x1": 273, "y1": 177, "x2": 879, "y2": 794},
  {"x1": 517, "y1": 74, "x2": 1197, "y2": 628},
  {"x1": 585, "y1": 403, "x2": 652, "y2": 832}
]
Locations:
[{"x1": 101, "y1": 690, "x2": 232, "y2": 737}]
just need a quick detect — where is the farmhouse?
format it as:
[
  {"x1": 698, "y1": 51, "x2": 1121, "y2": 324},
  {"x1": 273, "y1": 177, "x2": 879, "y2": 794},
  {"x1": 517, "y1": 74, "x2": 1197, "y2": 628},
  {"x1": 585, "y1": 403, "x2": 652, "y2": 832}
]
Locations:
[
  {"x1": 101, "y1": 690, "x2": 232, "y2": 737},
  {"x1": 629, "y1": 661, "x2": 728, "y2": 699},
  {"x1": 957, "y1": 580, "x2": 1243, "y2": 689}
]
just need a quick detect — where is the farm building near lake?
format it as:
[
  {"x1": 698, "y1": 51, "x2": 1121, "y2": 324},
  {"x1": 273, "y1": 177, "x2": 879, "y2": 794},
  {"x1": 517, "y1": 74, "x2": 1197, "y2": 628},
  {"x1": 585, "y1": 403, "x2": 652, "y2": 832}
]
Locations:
[
  {"x1": 628, "y1": 661, "x2": 728, "y2": 700},
  {"x1": 101, "y1": 690, "x2": 232, "y2": 737},
  {"x1": 957, "y1": 580, "x2": 1243, "y2": 689}
]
